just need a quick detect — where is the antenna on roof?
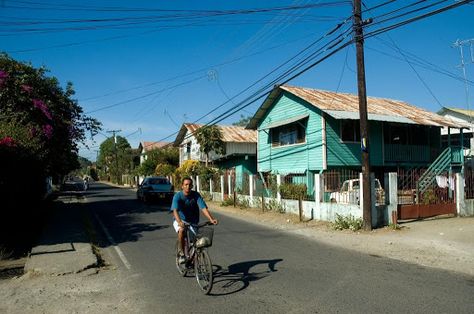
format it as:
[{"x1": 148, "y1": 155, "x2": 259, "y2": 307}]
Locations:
[{"x1": 453, "y1": 38, "x2": 474, "y2": 123}]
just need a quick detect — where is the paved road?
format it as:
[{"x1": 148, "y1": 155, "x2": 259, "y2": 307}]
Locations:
[{"x1": 85, "y1": 182, "x2": 474, "y2": 314}]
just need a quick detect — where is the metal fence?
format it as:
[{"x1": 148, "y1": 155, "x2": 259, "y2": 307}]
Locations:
[
  {"x1": 397, "y1": 168, "x2": 455, "y2": 205},
  {"x1": 322, "y1": 169, "x2": 360, "y2": 204},
  {"x1": 465, "y1": 168, "x2": 474, "y2": 199}
]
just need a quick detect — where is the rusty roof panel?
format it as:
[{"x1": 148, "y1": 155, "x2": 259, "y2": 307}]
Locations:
[
  {"x1": 141, "y1": 141, "x2": 169, "y2": 152},
  {"x1": 280, "y1": 85, "x2": 469, "y2": 128},
  {"x1": 183, "y1": 123, "x2": 257, "y2": 143}
]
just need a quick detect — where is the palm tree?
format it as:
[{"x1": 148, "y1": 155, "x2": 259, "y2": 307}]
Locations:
[{"x1": 194, "y1": 125, "x2": 226, "y2": 166}]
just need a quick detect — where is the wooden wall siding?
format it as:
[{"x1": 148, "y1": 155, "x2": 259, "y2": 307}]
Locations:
[
  {"x1": 209, "y1": 142, "x2": 256, "y2": 160},
  {"x1": 325, "y1": 116, "x2": 384, "y2": 166},
  {"x1": 179, "y1": 131, "x2": 204, "y2": 164},
  {"x1": 257, "y1": 92, "x2": 324, "y2": 173},
  {"x1": 325, "y1": 115, "x2": 360, "y2": 166},
  {"x1": 217, "y1": 155, "x2": 256, "y2": 174}
]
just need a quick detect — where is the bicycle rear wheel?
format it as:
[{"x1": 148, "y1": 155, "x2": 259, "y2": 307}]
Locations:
[
  {"x1": 194, "y1": 249, "x2": 213, "y2": 294},
  {"x1": 175, "y1": 240, "x2": 187, "y2": 276}
]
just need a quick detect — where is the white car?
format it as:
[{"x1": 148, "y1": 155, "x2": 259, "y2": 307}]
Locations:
[{"x1": 330, "y1": 178, "x2": 384, "y2": 204}]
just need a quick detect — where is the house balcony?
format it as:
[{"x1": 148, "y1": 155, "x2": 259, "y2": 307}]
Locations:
[{"x1": 384, "y1": 144, "x2": 441, "y2": 164}]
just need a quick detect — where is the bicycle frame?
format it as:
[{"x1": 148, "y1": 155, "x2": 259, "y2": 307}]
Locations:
[{"x1": 175, "y1": 221, "x2": 214, "y2": 294}]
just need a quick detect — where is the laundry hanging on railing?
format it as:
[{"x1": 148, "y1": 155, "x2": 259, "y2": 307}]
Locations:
[{"x1": 435, "y1": 175, "x2": 455, "y2": 190}]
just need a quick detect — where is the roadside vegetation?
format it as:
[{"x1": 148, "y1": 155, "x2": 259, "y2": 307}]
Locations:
[{"x1": 0, "y1": 54, "x2": 101, "y2": 258}]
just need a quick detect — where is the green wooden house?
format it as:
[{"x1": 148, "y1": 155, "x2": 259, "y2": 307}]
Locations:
[{"x1": 246, "y1": 85, "x2": 468, "y2": 196}]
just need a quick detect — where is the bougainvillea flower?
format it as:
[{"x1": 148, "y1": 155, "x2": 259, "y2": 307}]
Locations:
[
  {"x1": 0, "y1": 136, "x2": 16, "y2": 147},
  {"x1": 43, "y1": 124, "x2": 53, "y2": 139},
  {"x1": 30, "y1": 127, "x2": 38, "y2": 137},
  {"x1": 32, "y1": 99, "x2": 53, "y2": 120},
  {"x1": 0, "y1": 70, "x2": 8, "y2": 86},
  {"x1": 21, "y1": 84, "x2": 33, "y2": 93}
]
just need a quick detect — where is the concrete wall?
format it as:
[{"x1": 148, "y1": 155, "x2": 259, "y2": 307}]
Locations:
[{"x1": 197, "y1": 171, "x2": 472, "y2": 227}]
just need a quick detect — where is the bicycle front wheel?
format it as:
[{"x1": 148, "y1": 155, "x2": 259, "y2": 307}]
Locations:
[{"x1": 194, "y1": 249, "x2": 213, "y2": 294}]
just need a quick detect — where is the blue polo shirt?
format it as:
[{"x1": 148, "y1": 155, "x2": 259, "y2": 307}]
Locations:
[{"x1": 170, "y1": 190, "x2": 207, "y2": 224}]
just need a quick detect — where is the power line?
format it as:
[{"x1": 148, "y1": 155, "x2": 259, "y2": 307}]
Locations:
[{"x1": 144, "y1": 0, "x2": 473, "y2": 151}]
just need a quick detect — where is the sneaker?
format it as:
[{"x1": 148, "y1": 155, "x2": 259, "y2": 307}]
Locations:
[{"x1": 178, "y1": 253, "x2": 186, "y2": 264}]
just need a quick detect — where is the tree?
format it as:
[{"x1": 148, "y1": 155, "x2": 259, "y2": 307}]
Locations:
[
  {"x1": 97, "y1": 136, "x2": 131, "y2": 184},
  {"x1": 194, "y1": 125, "x2": 226, "y2": 167},
  {"x1": 232, "y1": 114, "x2": 252, "y2": 127},
  {"x1": 0, "y1": 53, "x2": 101, "y2": 211},
  {"x1": 135, "y1": 146, "x2": 179, "y2": 176}
]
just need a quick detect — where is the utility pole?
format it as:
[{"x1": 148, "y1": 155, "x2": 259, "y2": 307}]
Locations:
[
  {"x1": 107, "y1": 129, "x2": 122, "y2": 185},
  {"x1": 453, "y1": 38, "x2": 474, "y2": 123},
  {"x1": 353, "y1": 0, "x2": 372, "y2": 230}
]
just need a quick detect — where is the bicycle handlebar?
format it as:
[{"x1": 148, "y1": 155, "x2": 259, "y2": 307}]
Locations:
[{"x1": 183, "y1": 221, "x2": 215, "y2": 228}]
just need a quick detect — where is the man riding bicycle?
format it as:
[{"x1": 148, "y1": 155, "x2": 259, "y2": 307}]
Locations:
[{"x1": 171, "y1": 177, "x2": 218, "y2": 264}]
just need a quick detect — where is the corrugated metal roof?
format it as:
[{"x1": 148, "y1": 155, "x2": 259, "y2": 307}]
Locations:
[
  {"x1": 281, "y1": 85, "x2": 468, "y2": 128},
  {"x1": 174, "y1": 123, "x2": 257, "y2": 146},
  {"x1": 140, "y1": 141, "x2": 169, "y2": 152},
  {"x1": 247, "y1": 85, "x2": 470, "y2": 129},
  {"x1": 445, "y1": 107, "x2": 474, "y2": 116}
]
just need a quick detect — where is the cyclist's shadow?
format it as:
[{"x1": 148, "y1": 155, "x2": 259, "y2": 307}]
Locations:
[{"x1": 210, "y1": 258, "x2": 283, "y2": 296}]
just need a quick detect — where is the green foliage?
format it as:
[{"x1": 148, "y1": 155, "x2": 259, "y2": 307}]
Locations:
[
  {"x1": 174, "y1": 160, "x2": 221, "y2": 188},
  {"x1": 194, "y1": 125, "x2": 225, "y2": 166},
  {"x1": 332, "y1": 214, "x2": 363, "y2": 231},
  {"x1": 237, "y1": 196, "x2": 250, "y2": 209},
  {"x1": 421, "y1": 189, "x2": 437, "y2": 205},
  {"x1": 280, "y1": 183, "x2": 307, "y2": 200},
  {"x1": 266, "y1": 198, "x2": 285, "y2": 213},
  {"x1": 96, "y1": 136, "x2": 132, "y2": 184},
  {"x1": 0, "y1": 54, "x2": 101, "y2": 209},
  {"x1": 232, "y1": 114, "x2": 252, "y2": 127},
  {"x1": 200, "y1": 191, "x2": 212, "y2": 202},
  {"x1": 388, "y1": 223, "x2": 401, "y2": 230},
  {"x1": 155, "y1": 163, "x2": 176, "y2": 176},
  {"x1": 136, "y1": 146, "x2": 179, "y2": 177},
  {"x1": 220, "y1": 196, "x2": 235, "y2": 207}
]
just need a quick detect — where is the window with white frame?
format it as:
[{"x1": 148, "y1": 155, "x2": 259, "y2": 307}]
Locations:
[{"x1": 271, "y1": 120, "x2": 306, "y2": 147}]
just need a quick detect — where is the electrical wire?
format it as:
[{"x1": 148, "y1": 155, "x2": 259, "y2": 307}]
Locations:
[{"x1": 141, "y1": 0, "x2": 473, "y2": 150}]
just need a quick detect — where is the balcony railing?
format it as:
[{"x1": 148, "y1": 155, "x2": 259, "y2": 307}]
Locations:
[{"x1": 384, "y1": 144, "x2": 432, "y2": 163}]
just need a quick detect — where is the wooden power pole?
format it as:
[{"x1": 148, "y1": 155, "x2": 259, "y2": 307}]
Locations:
[{"x1": 353, "y1": 0, "x2": 372, "y2": 230}]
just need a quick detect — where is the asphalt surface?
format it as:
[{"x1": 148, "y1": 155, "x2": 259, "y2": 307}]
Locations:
[{"x1": 23, "y1": 182, "x2": 474, "y2": 313}]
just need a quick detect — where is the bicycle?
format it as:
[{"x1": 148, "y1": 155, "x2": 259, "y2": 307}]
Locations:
[{"x1": 175, "y1": 221, "x2": 215, "y2": 294}]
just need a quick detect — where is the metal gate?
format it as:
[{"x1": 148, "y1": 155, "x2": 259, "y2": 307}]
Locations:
[{"x1": 397, "y1": 168, "x2": 456, "y2": 220}]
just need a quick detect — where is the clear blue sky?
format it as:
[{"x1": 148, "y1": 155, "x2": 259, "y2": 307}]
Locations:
[{"x1": 2, "y1": 1, "x2": 474, "y2": 161}]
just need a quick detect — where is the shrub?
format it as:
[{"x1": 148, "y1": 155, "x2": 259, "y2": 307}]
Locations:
[
  {"x1": 280, "y1": 183, "x2": 307, "y2": 200},
  {"x1": 267, "y1": 198, "x2": 285, "y2": 213},
  {"x1": 220, "y1": 196, "x2": 234, "y2": 207},
  {"x1": 332, "y1": 214, "x2": 363, "y2": 231},
  {"x1": 200, "y1": 191, "x2": 212, "y2": 202}
]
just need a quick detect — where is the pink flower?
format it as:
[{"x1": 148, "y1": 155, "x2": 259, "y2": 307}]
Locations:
[
  {"x1": 43, "y1": 124, "x2": 53, "y2": 139},
  {"x1": 30, "y1": 127, "x2": 38, "y2": 137},
  {"x1": 0, "y1": 136, "x2": 16, "y2": 147},
  {"x1": 32, "y1": 99, "x2": 52, "y2": 120},
  {"x1": 21, "y1": 84, "x2": 33, "y2": 93},
  {"x1": 0, "y1": 70, "x2": 8, "y2": 86}
]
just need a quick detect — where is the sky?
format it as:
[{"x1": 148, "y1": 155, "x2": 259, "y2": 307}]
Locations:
[{"x1": 2, "y1": 0, "x2": 474, "y2": 161}]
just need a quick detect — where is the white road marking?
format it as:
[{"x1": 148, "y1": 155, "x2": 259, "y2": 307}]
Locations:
[{"x1": 93, "y1": 212, "x2": 132, "y2": 270}]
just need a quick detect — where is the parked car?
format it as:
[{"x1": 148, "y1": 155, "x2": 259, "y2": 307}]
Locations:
[
  {"x1": 61, "y1": 176, "x2": 87, "y2": 192},
  {"x1": 137, "y1": 176, "x2": 174, "y2": 203},
  {"x1": 330, "y1": 178, "x2": 384, "y2": 205}
]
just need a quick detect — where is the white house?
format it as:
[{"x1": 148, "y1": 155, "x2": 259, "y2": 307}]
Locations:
[{"x1": 437, "y1": 107, "x2": 474, "y2": 155}]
